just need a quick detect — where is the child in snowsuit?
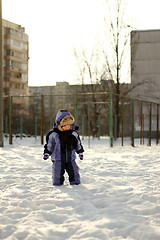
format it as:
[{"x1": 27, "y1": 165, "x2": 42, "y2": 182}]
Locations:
[{"x1": 43, "y1": 110, "x2": 84, "y2": 186}]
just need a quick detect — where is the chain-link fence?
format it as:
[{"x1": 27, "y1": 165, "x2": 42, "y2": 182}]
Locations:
[{"x1": 3, "y1": 93, "x2": 160, "y2": 146}]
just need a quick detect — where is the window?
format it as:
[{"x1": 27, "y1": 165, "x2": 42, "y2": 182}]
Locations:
[{"x1": 7, "y1": 49, "x2": 10, "y2": 56}]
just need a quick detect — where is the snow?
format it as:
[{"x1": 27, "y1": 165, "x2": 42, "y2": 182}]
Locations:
[{"x1": 0, "y1": 137, "x2": 160, "y2": 240}]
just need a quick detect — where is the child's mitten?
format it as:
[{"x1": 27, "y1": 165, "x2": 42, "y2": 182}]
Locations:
[
  {"x1": 79, "y1": 153, "x2": 83, "y2": 160},
  {"x1": 43, "y1": 153, "x2": 49, "y2": 160}
]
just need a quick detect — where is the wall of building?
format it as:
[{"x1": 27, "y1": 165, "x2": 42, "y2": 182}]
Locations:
[
  {"x1": 131, "y1": 29, "x2": 160, "y2": 102},
  {"x1": 2, "y1": 19, "x2": 29, "y2": 120},
  {"x1": 131, "y1": 30, "x2": 160, "y2": 136},
  {"x1": 2, "y1": 19, "x2": 29, "y2": 97}
]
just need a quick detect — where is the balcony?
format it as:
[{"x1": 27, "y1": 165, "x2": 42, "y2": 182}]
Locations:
[
  {"x1": 7, "y1": 65, "x2": 28, "y2": 74},
  {"x1": 7, "y1": 55, "x2": 27, "y2": 64}
]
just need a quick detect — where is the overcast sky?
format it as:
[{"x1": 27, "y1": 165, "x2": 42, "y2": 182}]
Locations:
[{"x1": 2, "y1": 0, "x2": 160, "y2": 86}]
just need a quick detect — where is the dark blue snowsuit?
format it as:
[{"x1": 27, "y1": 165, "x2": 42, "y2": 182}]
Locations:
[{"x1": 44, "y1": 110, "x2": 84, "y2": 186}]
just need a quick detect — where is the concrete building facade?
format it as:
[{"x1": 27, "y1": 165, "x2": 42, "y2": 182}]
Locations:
[
  {"x1": 131, "y1": 29, "x2": 160, "y2": 102},
  {"x1": 3, "y1": 19, "x2": 29, "y2": 99},
  {"x1": 131, "y1": 29, "x2": 160, "y2": 136}
]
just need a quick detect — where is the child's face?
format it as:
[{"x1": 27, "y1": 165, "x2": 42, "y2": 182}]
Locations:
[{"x1": 62, "y1": 124, "x2": 71, "y2": 131}]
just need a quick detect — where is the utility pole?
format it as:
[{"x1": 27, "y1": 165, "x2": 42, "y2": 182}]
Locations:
[{"x1": 0, "y1": 0, "x2": 3, "y2": 147}]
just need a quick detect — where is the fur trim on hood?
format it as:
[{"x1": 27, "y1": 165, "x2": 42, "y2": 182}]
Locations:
[
  {"x1": 54, "y1": 110, "x2": 75, "y2": 131},
  {"x1": 58, "y1": 115, "x2": 75, "y2": 131}
]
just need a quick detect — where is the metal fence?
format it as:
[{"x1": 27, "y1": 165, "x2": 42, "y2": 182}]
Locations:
[{"x1": 3, "y1": 93, "x2": 160, "y2": 147}]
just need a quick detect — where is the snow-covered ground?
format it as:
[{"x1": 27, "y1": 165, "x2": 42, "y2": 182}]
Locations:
[{"x1": 0, "y1": 137, "x2": 160, "y2": 240}]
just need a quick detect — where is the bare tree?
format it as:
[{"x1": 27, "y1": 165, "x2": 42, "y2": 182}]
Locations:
[
  {"x1": 73, "y1": 0, "x2": 133, "y2": 137},
  {"x1": 101, "y1": 0, "x2": 131, "y2": 136},
  {"x1": 0, "y1": 0, "x2": 3, "y2": 147},
  {"x1": 73, "y1": 47, "x2": 111, "y2": 137}
]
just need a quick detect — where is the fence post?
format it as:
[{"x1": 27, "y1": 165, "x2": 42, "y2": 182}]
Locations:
[
  {"x1": 98, "y1": 115, "x2": 100, "y2": 140},
  {"x1": 109, "y1": 92, "x2": 113, "y2": 147},
  {"x1": 149, "y1": 102, "x2": 152, "y2": 146},
  {"x1": 0, "y1": 0, "x2": 3, "y2": 147},
  {"x1": 88, "y1": 102, "x2": 90, "y2": 148},
  {"x1": 74, "y1": 95, "x2": 78, "y2": 125},
  {"x1": 41, "y1": 95, "x2": 44, "y2": 145},
  {"x1": 9, "y1": 96, "x2": 13, "y2": 144},
  {"x1": 49, "y1": 117, "x2": 52, "y2": 130},
  {"x1": 35, "y1": 116, "x2": 37, "y2": 139},
  {"x1": 82, "y1": 115, "x2": 84, "y2": 140},
  {"x1": 156, "y1": 104, "x2": 159, "y2": 145},
  {"x1": 5, "y1": 116, "x2": 8, "y2": 138},
  {"x1": 20, "y1": 115, "x2": 23, "y2": 139},
  {"x1": 142, "y1": 114, "x2": 144, "y2": 145},
  {"x1": 140, "y1": 102, "x2": 143, "y2": 145},
  {"x1": 121, "y1": 97, "x2": 124, "y2": 146},
  {"x1": 131, "y1": 99, "x2": 135, "y2": 147},
  {"x1": 114, "y1": 115, "x2": 117, "y2": 140}
]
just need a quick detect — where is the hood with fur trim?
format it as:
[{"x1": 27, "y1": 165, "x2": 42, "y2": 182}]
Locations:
[{"x1": 54, "y1": 110, "x2": 78, "y2": 131}]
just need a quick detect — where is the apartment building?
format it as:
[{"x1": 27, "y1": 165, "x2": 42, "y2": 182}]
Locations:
[
  {"x1": 55, "y1": 81, "x2": 71, "y2": 111},
  {"x1": 29, "y1": 81, "x2": 131, "y2": 135},
  {"x1": 131, "y1": 29, "x2": 160, "y2": 102},
  {"x1": 3, "y1": 19, "x2": 29, "y2": 106},
  {"x1": 131, "y1": 29, "x2": 160, "y2": 137},
  {"x1": 29, "y1": 85, "x2": 56, "y2": 118}
]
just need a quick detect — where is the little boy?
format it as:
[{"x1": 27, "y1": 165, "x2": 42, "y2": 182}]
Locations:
[{"x1": 43, "y1": 109, "x2": 84, "y2": 186}]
